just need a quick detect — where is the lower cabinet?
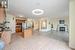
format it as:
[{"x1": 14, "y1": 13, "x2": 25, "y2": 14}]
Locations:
[{"x1": 24, "y1": 28, "x2": 32, "y2": 39}]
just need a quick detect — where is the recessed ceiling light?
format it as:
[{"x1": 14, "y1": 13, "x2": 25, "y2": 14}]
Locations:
[{"x1": 32, "y1": 9, "x2": 44, "y2": 15}]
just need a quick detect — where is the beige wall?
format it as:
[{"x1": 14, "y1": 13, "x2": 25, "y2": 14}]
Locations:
[{"x1": 69, "y1": 0, "x2": 75, "y2": 49}]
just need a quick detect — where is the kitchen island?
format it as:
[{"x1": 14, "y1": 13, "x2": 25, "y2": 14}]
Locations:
[{"x1": 24, "y1": 28, "x2": 32, "y2": 39}]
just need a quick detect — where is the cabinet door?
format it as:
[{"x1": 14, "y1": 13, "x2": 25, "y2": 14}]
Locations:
[
  {"x1": 16, "y1": 22, "x2": 22, "y2": 33},
  {"x1": 0, "y1": 8, "x2": 5, "y2": 23}
]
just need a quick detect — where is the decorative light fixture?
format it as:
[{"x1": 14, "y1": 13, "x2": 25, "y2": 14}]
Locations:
[
  {"x1": 32, "y1": 9, "x2": 44, "y2": 15},
  {"x1": 1, "y1": 0, "x2": 8, "y2": 8}
]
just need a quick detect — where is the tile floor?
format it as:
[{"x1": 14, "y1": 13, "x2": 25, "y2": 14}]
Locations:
[
  {"x1": 36, "y1": 31, "x2": 69, "y2": 43},
  {"x1": 4, "y1": 31, "x2": 71, "y2": 50}
]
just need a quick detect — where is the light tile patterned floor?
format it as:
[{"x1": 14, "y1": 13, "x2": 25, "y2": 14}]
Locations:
[{"x1": 4, "y1": 31, "x2": 71, "y2": 50}]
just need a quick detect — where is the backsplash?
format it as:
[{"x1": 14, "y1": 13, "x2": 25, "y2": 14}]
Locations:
[{"x1": 0, "y1": 21, "x2": 10, "y2": 32}]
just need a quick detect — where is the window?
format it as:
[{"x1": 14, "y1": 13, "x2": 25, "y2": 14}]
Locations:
[{"x1": 59, "y1": 20, "x2": 65, "y2": 24}]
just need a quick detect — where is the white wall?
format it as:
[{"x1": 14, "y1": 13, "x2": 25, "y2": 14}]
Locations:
[
  {"x1": 22, "y1": 18, "x2": 33, "y2": 29},
  {"x1": 5, "y1": 13, "x2": 16, "y2": 34},
  {"x1": 69, "y1": 0, "x2": 75, "y2": 49},
  {"x1": 39, "y1": 19, "x2": 51, "y2": 31},
  {"x1": 33, "y1": 21, "x2": 39, "y2": 30},
  {"x1": 33, "y1": 17, "x2": 69, "y2": 31}
]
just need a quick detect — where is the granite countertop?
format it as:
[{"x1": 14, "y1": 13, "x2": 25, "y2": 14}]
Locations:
[{"x1": 4, "y1": 29, "x2": 11, "y2": 31}]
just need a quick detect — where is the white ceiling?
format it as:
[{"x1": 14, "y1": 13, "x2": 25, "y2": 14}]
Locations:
[{"x1": 8, "y1": 0, "x2": 69, "y2": 18}]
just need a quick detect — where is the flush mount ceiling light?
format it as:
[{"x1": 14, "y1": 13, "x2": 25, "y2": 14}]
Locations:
[{"x1": 32, "y1": 9, "x2": 44, "y2": 15}]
